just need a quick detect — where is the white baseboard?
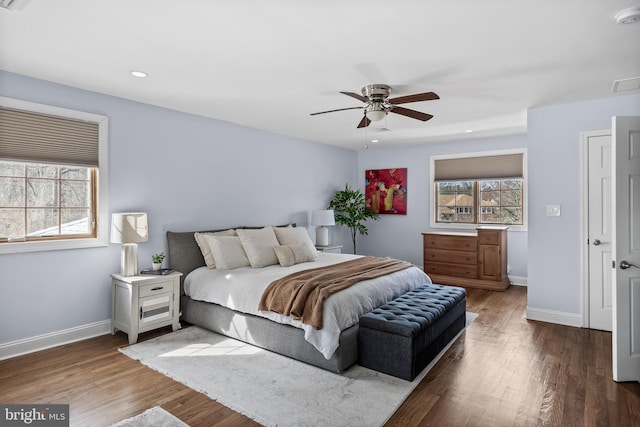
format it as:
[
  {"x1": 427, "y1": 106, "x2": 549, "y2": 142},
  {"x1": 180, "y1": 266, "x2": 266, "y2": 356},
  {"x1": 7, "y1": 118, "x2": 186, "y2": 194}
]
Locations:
[
  {"x1": 509, "y1": 275, "x2": 528, "y2": 286},
  {"x1": 525, "y1": 307, "x2": 583, "y2": 328},
  {"x1": 0, "y1": 320, "x2": 111, "y2": 360}
]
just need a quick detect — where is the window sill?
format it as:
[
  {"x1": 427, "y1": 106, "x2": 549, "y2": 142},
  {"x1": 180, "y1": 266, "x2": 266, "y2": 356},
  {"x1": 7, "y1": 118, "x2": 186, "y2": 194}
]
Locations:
[{"x1": 0, "y1": 237, "x2": 108, "y2": 254}]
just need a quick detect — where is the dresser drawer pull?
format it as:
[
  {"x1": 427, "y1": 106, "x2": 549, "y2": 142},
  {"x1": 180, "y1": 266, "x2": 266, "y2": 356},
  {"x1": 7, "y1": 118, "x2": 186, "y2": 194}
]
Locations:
[{"x1": 150, "y1": 286, "x2": 163, "y2": 291}]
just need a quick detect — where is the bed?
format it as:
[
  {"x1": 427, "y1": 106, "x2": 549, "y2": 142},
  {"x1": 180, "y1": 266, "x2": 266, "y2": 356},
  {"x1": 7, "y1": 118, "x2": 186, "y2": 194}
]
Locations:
[{"x1": 167, "y1": 225, "x2": 431, "y2": 373}]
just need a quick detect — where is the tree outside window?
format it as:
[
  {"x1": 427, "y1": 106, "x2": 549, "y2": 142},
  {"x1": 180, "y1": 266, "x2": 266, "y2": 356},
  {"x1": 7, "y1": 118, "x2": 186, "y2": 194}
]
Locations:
[{"x1": 0, "y1": 161, "x2": 96, "y2": 241}]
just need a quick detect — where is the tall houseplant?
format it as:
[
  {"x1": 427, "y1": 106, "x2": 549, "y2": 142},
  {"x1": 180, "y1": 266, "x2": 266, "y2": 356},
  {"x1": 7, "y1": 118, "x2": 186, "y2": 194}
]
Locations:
[{"x1": 328, "y1": 184, "x2": 379, "y2": 254}]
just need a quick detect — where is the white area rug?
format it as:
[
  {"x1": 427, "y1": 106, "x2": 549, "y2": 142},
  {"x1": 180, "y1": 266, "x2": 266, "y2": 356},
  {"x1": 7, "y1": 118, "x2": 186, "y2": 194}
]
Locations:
[
  {"x1": 110, "y1": 406, "x2": 188, "y2": 427},
  {"x1": 121, "y1": 313, "x2": 476, "y2": 427}
]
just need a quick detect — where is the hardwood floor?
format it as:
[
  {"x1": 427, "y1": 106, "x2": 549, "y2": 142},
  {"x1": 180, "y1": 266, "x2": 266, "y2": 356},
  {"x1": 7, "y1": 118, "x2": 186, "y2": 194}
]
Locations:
[{"x1": 1, "y1": 286, "x2": 639, "y2": 426}]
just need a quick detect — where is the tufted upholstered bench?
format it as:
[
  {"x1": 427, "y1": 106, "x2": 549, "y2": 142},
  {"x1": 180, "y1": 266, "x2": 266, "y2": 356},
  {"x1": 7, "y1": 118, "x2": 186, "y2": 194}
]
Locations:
[{"x1": 358, "y1": 283, "x2": 467, "y2": 381}]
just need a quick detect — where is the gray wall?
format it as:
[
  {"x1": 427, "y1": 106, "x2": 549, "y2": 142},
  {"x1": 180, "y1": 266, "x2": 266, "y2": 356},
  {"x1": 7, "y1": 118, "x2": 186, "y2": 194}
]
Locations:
[
  {"x1": 0, "y1": 71, "x2": 357, "y2": 345},
  {"x1": 356, "y1": 134, "x2": 529, "y2": 280},
  {"x1": 527, "y1": 93, "x2": 640, "y2": 315}
]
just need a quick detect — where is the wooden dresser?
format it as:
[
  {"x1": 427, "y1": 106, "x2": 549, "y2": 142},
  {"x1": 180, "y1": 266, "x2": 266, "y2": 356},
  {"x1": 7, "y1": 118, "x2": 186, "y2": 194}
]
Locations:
[{"x1": 422, "y1": 227, "x2": 509, "y2": 291}]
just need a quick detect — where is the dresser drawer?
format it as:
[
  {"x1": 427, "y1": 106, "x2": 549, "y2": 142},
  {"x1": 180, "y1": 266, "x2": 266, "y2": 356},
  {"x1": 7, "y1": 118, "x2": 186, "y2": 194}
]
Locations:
[
  {"x1": 424, "y1": 248, "x2": 478, "y2": 265},
  {"x1": 423, "y1": 235, "x2": 476, "y2": 252},
  {"x1": 478, "y1": 230, "x2": 500, "y2": 245},
  {"x1": 424, "y1": 262, "x2": 477, "y2": 279},
  {"x1": 139, "y1": 281, "x2": 173, "y2": 297}
]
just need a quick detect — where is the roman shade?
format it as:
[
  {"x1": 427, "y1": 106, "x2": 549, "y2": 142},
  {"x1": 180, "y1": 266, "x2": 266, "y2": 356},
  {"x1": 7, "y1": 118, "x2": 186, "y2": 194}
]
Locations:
[
  {"x1": 434, "y1": 153, "x2": 524, "y2": 181},
  {"x1": 0, "y1": 106, "x2": 99, "y2": 167}
]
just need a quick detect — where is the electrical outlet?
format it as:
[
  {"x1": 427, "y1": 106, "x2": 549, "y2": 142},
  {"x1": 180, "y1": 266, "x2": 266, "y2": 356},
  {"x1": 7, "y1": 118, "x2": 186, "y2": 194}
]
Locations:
[{"x1": 546, "y1": 205, "x2": 561, "y2": 217}]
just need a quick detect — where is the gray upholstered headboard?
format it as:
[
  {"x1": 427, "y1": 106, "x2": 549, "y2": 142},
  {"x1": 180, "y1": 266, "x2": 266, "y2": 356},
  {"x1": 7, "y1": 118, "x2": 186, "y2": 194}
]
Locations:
[
  {"x1": 166, "y1": 228, "x2": 225, "y2": 284},
  {"x1": 166, "y1": 224, "x2": 296, "y2": 290}
]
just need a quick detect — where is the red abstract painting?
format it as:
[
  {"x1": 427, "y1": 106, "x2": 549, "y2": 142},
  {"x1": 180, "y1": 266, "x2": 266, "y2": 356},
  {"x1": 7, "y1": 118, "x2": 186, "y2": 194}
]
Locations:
[{"x1": 365, "y1": 168, "x2": 407, "y2": 215}]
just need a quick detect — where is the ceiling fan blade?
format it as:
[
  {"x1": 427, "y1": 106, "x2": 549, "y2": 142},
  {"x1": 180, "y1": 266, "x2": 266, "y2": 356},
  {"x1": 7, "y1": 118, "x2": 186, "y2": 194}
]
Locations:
[
  {"x1": 357, "y1": 115, "x2": 371, "y2": 128},
  {"x1": 388, "y1": 91, "x2": 439, "y2": 105},
  {"x1": 391, "y1": 106, "x2": 434, "y2": 121},
  {"x1": 310, "y1": 106, "x2": 363, "y2": 116},
  {"x1": 340, "y1": 91, "x2": 369, "y2": 103}
]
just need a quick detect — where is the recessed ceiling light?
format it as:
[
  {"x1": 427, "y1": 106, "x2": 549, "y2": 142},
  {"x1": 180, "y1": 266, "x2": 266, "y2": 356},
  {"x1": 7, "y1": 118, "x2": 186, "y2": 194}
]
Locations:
[
  {"x1": 464, "y1": 129, "x2": 473, "y2": 133},
  {"x1": 615, "y1": 7, "x2": 640, "y2": 24},
  {"x1": 371, "y1": 139, "x2": 379, "y2": 143},
  {"x1": 130, "y1": 70, "x2": 148, "y2": 78}
]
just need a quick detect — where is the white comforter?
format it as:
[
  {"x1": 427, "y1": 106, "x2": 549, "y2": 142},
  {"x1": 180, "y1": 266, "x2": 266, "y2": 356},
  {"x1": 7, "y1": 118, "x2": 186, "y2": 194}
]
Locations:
[{"x1": 184, "y1": 253, "x2": 431, "y2": 359}]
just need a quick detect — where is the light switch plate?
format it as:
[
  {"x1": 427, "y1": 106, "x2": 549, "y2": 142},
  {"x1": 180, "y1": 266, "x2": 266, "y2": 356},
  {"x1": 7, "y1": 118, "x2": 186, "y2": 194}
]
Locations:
[{"x1": 546, "y1": 205, "x2": 561, "y2": 216}]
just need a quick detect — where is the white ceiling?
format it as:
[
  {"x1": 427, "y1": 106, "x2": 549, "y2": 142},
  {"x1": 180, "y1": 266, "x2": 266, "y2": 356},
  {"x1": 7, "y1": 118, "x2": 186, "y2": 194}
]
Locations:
[{"x1": 1, "y1": 0, "x2": 639, "y2": 150}]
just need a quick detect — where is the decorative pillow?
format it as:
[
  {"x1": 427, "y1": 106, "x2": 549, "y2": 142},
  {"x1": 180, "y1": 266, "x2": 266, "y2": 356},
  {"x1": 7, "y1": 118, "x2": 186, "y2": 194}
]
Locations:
[
  {"x1": 273, "y1": 226, "x2": 318, "y2": 259},
  {"x1": 202, "y1": 235, "x2": 250, "y2": 270},
  {"x1": 273, "y1": 243, "x2": 317, "y2": 267},
  {"x1": 236, "y1": 227, "x2": 280, "y2": 268},
  {"x1": 194, "y1": 229, "x2": 237, "y2": 269}
]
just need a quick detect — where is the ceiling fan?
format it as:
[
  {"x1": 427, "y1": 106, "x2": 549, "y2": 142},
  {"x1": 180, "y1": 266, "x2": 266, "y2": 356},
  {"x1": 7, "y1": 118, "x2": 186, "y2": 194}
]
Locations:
[{"x1": 310, "y1": 84, "x2": 439, "y2": 128}]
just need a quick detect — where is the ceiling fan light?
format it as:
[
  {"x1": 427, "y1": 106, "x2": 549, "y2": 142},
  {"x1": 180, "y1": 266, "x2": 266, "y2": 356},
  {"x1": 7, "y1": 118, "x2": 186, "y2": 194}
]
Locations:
[{"x1": 365, "y1": 110, "x2": 386, "y2": 122}]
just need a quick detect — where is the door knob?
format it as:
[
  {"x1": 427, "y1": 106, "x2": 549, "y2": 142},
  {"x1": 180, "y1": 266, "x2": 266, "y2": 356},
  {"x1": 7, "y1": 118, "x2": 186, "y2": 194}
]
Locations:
[
  {"x1": 620, "y1": 260, "x2": 640, "y2": 270},
  {"x1": 593, "y1": 239, "x2": 601, "y2": 246}
]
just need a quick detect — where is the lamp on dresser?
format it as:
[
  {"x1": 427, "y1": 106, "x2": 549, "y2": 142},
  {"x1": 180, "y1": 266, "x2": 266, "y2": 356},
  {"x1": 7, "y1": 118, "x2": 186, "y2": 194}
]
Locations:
[
  {"x1": 110, "y1": 212, "x2": 148, "y2": 277},
  {"x1": 312, "y1": 209, "x2": 335, "y2": 246}
]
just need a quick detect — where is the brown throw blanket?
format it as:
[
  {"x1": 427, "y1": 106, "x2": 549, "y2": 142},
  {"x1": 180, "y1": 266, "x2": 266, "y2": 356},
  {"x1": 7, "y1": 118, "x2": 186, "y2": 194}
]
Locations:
[{"x1": 258, "y1": 256, "x2": 413, "y2": 329}]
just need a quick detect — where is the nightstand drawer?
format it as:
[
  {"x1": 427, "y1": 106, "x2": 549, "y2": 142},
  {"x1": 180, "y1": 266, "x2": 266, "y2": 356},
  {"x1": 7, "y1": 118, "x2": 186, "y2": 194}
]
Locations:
[
  {"x1": 139, "y1": 281, "x2": 173, "y2": 297},
  {"x1": 140, "y1": 294, "x2": 173, "y2": 325}
]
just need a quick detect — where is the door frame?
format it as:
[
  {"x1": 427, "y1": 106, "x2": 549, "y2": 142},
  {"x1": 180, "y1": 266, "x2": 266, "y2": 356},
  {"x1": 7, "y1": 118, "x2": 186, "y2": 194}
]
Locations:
[{"x1": 580, "y1": 128, "x2": 612, "y2": 328}]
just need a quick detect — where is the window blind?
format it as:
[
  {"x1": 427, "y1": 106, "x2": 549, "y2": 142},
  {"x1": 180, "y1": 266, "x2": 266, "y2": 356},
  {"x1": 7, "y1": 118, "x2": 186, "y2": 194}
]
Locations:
[
  {"x1": 434, "y1": 153, "x2": 524, "y2": 181},
  {"x1": 0, "y1": 106, "x2": 99, "y2": 167}
]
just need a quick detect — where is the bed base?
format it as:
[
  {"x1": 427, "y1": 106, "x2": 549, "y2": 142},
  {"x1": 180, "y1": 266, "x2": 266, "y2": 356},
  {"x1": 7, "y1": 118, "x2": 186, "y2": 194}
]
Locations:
[{"x1": 181, "y1": 296, "x2": 358, "y2": 373}]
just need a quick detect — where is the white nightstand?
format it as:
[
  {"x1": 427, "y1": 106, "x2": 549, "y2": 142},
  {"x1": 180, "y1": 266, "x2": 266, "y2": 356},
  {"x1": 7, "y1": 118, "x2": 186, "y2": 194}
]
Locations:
[
  {"x1": 111, "y1": 271, "x2": 183, "y2": 344},
  {"x1": 316, "y1": 244, "x2": 343, "y2": 254}
]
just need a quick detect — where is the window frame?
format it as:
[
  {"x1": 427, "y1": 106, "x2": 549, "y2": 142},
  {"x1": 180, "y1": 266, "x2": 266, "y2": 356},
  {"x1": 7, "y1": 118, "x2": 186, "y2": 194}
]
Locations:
[
  {"x1": 429, "y1": 149, "x2": 527, "y2": 231},
  {"x1": 0, "y1": 97, "x2": 109, "y2": 254}
]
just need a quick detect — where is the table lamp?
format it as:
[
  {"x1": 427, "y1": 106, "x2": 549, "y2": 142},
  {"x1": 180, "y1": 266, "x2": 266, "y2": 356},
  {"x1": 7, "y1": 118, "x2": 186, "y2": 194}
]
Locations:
[
  {"x1": 110, "y1": 212, "x2": 148, "y2": 276},
  {"x1": 312, "y1": 209, "x2": 335, "y2": 246}
]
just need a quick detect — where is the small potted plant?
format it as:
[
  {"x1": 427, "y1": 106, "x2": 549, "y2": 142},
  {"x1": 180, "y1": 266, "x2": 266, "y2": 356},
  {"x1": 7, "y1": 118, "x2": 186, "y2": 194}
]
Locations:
[{"x1": 151, "y1": 252, "x2": 165, "y2": 270}]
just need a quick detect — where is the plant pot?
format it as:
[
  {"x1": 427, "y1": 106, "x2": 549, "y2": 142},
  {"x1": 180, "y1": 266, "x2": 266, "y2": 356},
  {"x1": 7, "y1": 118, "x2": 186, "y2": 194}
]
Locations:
[{"x1": 152, "y1": 262, "x2": 162, "y2": 271}]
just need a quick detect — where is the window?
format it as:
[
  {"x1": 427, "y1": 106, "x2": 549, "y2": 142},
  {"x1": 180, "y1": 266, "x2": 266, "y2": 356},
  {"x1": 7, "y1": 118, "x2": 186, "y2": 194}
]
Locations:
[
  {"x1": 479, "y1": 178, "x2": 523, "y2": 224},
  {"x1": 431, "y1": 150, "x2": 526, "y2": 228},
  {"x1": 437, "y1": 180, "x2": 474, "y2": 222},
  {"x1": 435, "y1": 178, "x2": 524, "y2": 225},
  {"x1": 0, "y1": 162, "x2": 96, "y2": 240},
  {"x1": 0, "y1": 97, "x2": 108, "y2": 253}
]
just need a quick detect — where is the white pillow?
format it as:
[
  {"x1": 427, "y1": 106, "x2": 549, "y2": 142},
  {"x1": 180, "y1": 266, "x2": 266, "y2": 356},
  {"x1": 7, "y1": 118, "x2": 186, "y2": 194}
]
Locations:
[
  {"x1": 273, "y1": 243, "x2": 317, "y2": 267},
  {"x1": 194, "y1": 229, "x2": 237, "y2": 269},
  {"x1": 273, "y1": 226, "x2": 318, "y2": 259},
  {"x1": 203, "y1": 235, "x2": 250, "y2": 270},
  {"x1": 236, "y1": 227, "x2": 280, "y2": 268}
]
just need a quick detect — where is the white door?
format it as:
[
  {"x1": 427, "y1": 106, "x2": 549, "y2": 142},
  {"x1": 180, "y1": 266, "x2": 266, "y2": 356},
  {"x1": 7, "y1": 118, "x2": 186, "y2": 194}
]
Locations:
[
  {"x1": 612, "y1": 116, "x2": 640, "y2": 382},
  {"x1": 588, "y1": 132, "x2": 613, "y2": 331}
]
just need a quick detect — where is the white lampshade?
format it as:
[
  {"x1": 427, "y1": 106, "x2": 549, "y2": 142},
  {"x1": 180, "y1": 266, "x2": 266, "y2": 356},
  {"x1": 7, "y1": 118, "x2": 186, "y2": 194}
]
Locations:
[
  {"x1": 110, "y1": 212, "x2": 149, "y2": 243},
  {"x1": 312, "y1": 210, "x2": 335, "y2": 226},
  {"x1": 312, "y1": 210, "x2": 335, "y2": 246},
  {"x1": 111, "y1": 212, "x2": 148, "y2": 276}
]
